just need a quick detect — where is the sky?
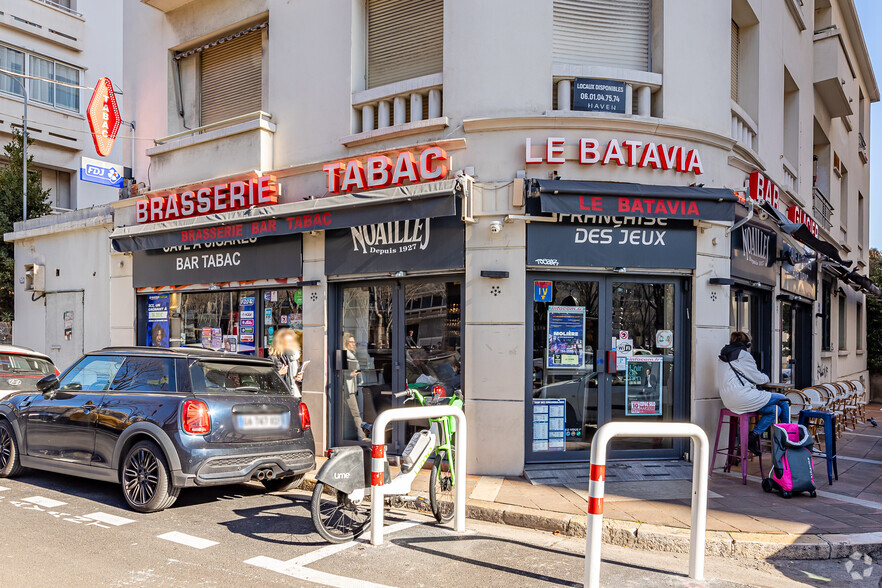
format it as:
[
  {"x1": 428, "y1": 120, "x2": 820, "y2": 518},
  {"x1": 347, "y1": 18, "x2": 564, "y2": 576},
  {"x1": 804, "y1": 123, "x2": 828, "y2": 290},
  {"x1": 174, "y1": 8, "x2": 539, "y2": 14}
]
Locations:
[{"x1": 854, "y1": 0, "x2": 882, "y2": 250}]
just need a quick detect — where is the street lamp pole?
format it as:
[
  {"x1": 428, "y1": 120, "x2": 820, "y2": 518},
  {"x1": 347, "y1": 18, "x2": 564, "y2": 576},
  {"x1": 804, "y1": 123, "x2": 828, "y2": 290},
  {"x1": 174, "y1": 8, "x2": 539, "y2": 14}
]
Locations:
[{"x1": 0, "y1": 71, "x2": 28, "y2": 222}]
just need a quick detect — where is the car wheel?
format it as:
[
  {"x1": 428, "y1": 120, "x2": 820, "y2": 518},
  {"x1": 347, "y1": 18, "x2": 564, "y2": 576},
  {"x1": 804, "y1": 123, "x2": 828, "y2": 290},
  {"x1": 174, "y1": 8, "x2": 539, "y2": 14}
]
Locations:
[
  {"x1": 121, "y1": 440, "x2": 179, "y2": 513},
  {"x1": 261, "y1": 474, "x2": 305, "y2": 493},
  {"x1": 0, "y1": 421, "x2": 23, "y2": 478}
]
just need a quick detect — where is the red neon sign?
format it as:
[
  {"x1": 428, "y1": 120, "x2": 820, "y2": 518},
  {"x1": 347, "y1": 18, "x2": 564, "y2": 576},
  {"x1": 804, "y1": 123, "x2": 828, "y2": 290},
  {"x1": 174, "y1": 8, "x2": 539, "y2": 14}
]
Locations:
[
  {"x1": 787, "y1": 205, "x2": 819, "y2": 237},
  {"x1": 87, "y1": 77, "x2": 122, "y2": 157},
  {"x1": 136, "y1": 175, "x2": 280, "y2": 224},
  {"x1": 747, "y1": 171, "x2": 781, "y2": 211},
  {"x1": 322, "y1": 147, "x2": 449, "y2": 194}
]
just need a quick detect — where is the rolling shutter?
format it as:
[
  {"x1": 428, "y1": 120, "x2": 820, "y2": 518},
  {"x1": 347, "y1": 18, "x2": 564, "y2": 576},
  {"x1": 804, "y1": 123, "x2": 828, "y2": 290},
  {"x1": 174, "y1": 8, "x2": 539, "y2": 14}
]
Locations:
[
  {"x1": 200, "y1": 28, "x2": 263, "y2": 126},
  {"x1": 731, "y1": 20, "x2": 739, "y2": 102},
  {"x1": 367, "y1": 0, "x2": 443, "y2": 89},
  {"x1": 553, "y1": 0, "x2": 650, "y2": 70}
]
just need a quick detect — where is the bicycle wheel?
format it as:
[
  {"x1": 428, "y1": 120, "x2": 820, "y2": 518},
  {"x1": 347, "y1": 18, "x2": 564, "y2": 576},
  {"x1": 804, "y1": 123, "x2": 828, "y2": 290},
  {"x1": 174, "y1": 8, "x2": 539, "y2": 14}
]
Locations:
[
  {"x1": 310, "y1": 482, "x2": 371, "y2": 543},
  {"x1": 429, "y1": 448, "x2": 455, "y2": 523}
]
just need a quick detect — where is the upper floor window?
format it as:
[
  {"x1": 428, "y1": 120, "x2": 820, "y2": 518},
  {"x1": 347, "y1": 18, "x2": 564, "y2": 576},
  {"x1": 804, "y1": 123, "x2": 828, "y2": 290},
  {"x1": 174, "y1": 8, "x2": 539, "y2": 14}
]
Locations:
[
  {"x1": 553, "y1": 0, "x2": 650, "y2": 71},
  {"x1": 366, "y1": 0, "x2": 443, "y2": 89},
  {"x1": 0, "y1": 44, "x2": 80, "y2": 113}
]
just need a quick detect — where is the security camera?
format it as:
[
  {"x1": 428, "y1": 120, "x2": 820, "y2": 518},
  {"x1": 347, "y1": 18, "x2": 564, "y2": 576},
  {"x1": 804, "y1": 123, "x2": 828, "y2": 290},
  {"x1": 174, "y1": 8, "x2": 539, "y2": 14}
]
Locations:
[{"x1": 489, "y1": 221, "x2": 503, "y2": 234}]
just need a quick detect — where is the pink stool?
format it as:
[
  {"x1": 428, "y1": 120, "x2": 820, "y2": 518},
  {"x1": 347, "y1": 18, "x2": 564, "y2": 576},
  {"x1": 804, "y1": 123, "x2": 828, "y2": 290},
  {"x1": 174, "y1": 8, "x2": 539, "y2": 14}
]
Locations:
[{"x1": 711, "y1": 408, "x2": 764, "y2": 485}]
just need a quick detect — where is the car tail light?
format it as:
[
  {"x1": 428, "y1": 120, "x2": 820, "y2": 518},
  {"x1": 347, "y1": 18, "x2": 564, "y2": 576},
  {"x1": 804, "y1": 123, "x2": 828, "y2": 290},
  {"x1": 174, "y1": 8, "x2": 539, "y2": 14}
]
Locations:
[
  {"x1": 54, "y1": 366, "x2": 60, "y2": 376},
  {"x1": 300, "y1": 402, "x2": 311, "y2": 430},
  {"x1": 432, "y1": 385, "x2": 446, "y2": 397},
  {"x1": 182, "y1": 400, "x2": 211, "y2": 434}
]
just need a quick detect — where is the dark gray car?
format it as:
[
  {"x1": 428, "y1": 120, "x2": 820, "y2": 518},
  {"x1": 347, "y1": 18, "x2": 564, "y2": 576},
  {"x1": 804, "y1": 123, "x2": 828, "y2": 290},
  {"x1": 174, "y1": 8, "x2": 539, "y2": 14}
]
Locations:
[{"x1": 0, "y1": 347, "x2": 315, "y2": 512}]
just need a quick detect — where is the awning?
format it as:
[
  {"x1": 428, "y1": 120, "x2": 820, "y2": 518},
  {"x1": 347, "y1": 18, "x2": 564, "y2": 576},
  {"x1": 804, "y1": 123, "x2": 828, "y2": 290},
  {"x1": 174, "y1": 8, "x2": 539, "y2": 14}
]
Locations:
[
  {"x1": 759, "y1": 201, "x2": 850, "y2": 266},
  {"x1": 111, "y1": 178, "x2": 466, "y2": 252},
  {"x1": 529, "y1": 179, "x2": 739, "y2": 222},
  {"x1": 844, "y1": 270, "x2": 882, "y2": 299}
]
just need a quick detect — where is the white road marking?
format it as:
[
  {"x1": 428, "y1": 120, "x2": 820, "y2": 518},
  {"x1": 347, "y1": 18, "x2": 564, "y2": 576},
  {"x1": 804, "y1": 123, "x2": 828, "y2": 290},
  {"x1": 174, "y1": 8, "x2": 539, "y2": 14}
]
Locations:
[
  {"x1": 157, "y1": 532, "x2": 218, "y2": 549},
  {"x1": 84, "y1": 512, "x2": 136, "y2": 526},
  {"x1": 0, "y1": 486, "x2": 9, "y2": 491},
  {"x1": 245, "y1": 520, "x2": 419, "y2": 587},
  {"x1": 470, "y1": 476, "x2": 504, "y2": 502},
  {"x1": 22, "y1": 496, "x2": 67, "y2": 508}
]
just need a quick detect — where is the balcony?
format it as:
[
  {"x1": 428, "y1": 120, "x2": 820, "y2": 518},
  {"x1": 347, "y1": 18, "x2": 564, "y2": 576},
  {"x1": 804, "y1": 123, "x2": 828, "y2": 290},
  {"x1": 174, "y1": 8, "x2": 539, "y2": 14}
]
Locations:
[
  {"x1": 858, "y1": 132, "x2": 868, "y2": 163},
  {"x1": 140, "y1": 0, "x2": 199, "y2": 12},
  {"x1": 146, "y1": 111, "x2": 275, "y2": 191},
  {"x1": 550, "y1": 65, "x2": 662, "y2": 117},
  {"x1": 813, "y1": 27, "x2": 856, "y2": 118},
  {"x1": 0, "y1": 0, "x2": 84, "y2": 50},
  {"x1": 344, "y1": 74, "x2": 447, "y2": 148},
  {"x1": 813, "y1": 185, "x2": 834, "y2": 231},
  {"x1": 730, "y1": 102, "x2": 758, "y2": 153},
  {"x1": 781, "y1": 159, "x2": 797, "y2": 194}
]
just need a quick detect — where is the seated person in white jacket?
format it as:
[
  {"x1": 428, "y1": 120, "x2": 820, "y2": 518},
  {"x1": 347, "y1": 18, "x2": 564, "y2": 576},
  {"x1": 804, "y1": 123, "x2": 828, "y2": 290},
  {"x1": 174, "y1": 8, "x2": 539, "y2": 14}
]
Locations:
[{"x1": 717, "y1": 331, "x2": 789, "y2": 456}]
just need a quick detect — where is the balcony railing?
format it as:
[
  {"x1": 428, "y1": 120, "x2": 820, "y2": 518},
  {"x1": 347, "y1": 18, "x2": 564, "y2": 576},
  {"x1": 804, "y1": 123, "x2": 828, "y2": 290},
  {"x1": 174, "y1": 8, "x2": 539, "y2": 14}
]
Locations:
[
  {"x1": 32, "y1": 0, "x2": 82, "y2": 18},
  {"x1": 731, "y1": 103, "x2": 758, "y2": 153},
  {"x1": 551, "y1": 66, "x2": 662, "y2": 117},
  {"x1": 813, "y1": 185, "x2": 834, "y2": 231},
  {"x1": 858, "y1": 132, "x2": 868, "y2": 163},
  {"x1": 352, "y1": 74, "x2": 443, "y2": 134},
  {"x1": 781, "y1": 161, "x2": 797, "y2": 193}
]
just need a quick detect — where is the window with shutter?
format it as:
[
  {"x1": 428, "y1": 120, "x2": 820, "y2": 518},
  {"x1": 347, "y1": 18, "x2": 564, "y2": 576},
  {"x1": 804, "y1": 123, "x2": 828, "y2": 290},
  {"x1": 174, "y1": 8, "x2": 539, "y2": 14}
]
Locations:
[
  {"x1": 731, "y1": 20, "x2": 739, "y2": 102},
  {"x1": 367, "y1": 0, "x2": 443, "y2": 89},
  {"x1": 200, "y1": 28, "x2": 263, "y2": 126},
  {"x1": 552, "y1": 0, "x2": 650, "y2": 71}
]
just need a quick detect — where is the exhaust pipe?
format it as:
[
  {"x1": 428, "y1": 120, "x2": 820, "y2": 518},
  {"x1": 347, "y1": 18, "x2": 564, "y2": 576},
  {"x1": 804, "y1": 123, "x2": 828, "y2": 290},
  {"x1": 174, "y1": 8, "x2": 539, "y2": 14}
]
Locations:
[
  {"x1": 256, "y1": 470, "x2": 266, "y2": 481},
  {"x1": 265, "y1": 470, "x2": 275, "y2": 480}
]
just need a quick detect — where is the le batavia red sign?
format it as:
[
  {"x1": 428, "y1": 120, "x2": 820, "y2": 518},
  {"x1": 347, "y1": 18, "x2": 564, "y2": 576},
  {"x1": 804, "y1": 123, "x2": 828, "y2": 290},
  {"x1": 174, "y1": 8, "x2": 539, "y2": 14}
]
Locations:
[
  {"x1": 136, "y1": 175, "x2": 279, "y2": 224},
  {"x1": 87, "y1": 77, "x2": 121, "y2": 157}
]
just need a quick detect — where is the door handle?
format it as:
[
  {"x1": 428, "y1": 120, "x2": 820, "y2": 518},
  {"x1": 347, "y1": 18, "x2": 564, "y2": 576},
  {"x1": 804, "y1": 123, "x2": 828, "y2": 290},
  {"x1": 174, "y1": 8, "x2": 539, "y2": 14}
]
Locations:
[
  {"x1": 20, "y1": 396, "x2": 32, "y2": 408},
  {"x1": 83, "y1": 400, "x2": 96, "y2": 413}
]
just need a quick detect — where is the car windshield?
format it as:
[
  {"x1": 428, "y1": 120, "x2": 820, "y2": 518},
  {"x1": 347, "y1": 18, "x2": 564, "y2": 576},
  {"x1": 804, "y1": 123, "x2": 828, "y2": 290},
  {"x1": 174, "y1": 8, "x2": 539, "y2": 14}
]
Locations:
[
  {"x1": 0, "y1": 353, "x2": 54, "y2": 376},
  {"x1": 191, "y1": 360, "x2": 290, "y2": 395}
]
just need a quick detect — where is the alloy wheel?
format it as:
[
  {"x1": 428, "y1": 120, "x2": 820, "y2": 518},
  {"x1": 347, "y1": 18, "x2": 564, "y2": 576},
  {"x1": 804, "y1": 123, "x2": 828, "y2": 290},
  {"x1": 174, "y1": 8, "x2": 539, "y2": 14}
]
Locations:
[
  {"x1": 123, "y1": 448, "x2": 159, "y2": 506},
  {"x1": 0, "y1": 427, "x2": 11, "y2": 470}
]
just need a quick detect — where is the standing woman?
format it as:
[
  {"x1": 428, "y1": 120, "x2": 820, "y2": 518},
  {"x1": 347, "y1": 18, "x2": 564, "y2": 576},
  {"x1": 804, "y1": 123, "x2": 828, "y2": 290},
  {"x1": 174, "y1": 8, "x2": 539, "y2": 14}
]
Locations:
[{"x1": 269, "y1": 328, "x2": 303, "y2": 398}]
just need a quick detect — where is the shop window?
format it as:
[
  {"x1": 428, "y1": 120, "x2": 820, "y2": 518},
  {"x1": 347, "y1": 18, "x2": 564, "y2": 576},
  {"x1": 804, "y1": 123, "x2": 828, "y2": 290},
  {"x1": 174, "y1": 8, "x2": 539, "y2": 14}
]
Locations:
[
  {"x1": 857, "y1": 302, "x2": 863, "y2": 350},
  {"x1": 262, "y1": 288, "x2": 303, "y2": 349},
  {"x1": 111, "y1": 357, "x2": 177, "y2": 392},
  {"x1": 553, "y1": 0, "x2": 650, "y2": 71},
  {"x1": 169, "y1": 290, "x2": 257, "y2": 353},
  {"x1": 838, "y1": 295, "x2": 847, "y2": 350},
  {"x1": 366, "y1": 0, "x2": 443, "y2": 89},
  {"x1": 821, "y1": 280, "x2": 832, "y2": 351}
]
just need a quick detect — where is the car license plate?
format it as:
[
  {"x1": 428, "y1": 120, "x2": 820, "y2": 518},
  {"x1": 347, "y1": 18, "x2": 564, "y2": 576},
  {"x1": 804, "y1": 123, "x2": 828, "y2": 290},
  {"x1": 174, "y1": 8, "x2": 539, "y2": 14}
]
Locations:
[{"x1": 237, "y1": 413, "x2": 285, "y2": 430}]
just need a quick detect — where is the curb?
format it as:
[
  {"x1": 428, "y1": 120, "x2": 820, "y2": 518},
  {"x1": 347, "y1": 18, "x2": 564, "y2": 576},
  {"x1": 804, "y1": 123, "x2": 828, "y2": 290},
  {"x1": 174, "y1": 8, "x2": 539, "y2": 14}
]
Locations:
[{"x1": 299, "y1": 473, "x2": 882, "y2": 560}]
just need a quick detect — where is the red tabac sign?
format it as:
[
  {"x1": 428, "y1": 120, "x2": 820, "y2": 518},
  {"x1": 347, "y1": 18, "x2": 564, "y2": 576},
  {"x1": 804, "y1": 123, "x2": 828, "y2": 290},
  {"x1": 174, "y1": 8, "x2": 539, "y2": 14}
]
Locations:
[
  {"x1": 322, "y1": 147, "x2": 449, "y2": 194},
  {"x1": 87, "y1": 77, "x2": 121, "y2": 157},
  {"x1": 136, "y1": 175, "x2": 279, "y2": 223}
]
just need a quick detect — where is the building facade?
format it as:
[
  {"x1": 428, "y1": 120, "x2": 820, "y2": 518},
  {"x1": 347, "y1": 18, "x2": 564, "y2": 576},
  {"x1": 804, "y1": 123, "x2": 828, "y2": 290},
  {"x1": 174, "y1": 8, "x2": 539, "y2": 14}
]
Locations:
[
  {"x1": 3, "y1": 0, "x2": 126, "y2": 369},
  {"x1": 8, "y1": 0, "x2": 878, "y2": 476}
]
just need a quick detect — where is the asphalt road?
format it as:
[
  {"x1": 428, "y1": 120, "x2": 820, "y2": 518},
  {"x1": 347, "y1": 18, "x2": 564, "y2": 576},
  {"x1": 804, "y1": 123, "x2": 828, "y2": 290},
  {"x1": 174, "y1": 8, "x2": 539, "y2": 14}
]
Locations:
[{"x1": 0, "y1": 469, "x2": 880, "y2": 587}]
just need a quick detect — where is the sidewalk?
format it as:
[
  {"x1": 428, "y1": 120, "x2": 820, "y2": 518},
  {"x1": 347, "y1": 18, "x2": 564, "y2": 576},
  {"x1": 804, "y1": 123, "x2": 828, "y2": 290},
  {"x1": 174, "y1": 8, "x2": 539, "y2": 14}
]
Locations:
[{"x1": 304, "y1": 403, "x2": 882, "y2": 560}]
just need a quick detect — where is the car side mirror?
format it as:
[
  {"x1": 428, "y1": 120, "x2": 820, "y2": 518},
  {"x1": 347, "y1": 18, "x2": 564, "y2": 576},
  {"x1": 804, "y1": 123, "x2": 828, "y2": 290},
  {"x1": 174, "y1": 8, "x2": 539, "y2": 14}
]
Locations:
[{"x1": 37, "y1": 374, "x2": 60, "y2": 394}]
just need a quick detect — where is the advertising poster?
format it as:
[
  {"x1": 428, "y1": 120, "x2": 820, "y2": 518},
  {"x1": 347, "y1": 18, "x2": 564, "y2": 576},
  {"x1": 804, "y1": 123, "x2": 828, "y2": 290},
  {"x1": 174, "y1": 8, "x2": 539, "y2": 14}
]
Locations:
[
  {"x1": 146, "y1": 294, "x2": 170, "y2": 347},
  {"x1": 546, "y1": 306, "x2": 585, "y2": 369},
  {"x1": 532, "y1": 399, "x2": 566, "y2": 452},
  {"x1": 223, "y1": 335, "x2": 237, "y2": 352},
  {"x1": 290, "y1": 313, "x2": 303, "y2": 330},
  {"x1": 200, "y1": 327, "x2": 212, "y2": 348},
  {"x1": 238, "y1": 297, "x2": 256, "y2": 354},
  {"x1": 210, "y1": 328, "x2": 223, "y2": 350},
  {"x1": 624, "y1": 356, "x2": 664, "y2": 416}
]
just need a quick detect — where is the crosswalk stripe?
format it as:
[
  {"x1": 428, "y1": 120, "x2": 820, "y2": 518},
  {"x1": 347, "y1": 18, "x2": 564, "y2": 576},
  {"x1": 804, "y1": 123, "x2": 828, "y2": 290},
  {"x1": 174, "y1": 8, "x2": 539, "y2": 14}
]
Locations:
[
  {"x1": 157, "y1": 531, "x2": 218, "y2": 549},
  {"x1": 22, "y1": 496, "x2": 67, "y2": 508},
  {"x1": 0, "y1": 486, "x2": 9, "y2": 491},
  {"x1": 83, "y1": 512, "x2": 136, "y2": 526}
]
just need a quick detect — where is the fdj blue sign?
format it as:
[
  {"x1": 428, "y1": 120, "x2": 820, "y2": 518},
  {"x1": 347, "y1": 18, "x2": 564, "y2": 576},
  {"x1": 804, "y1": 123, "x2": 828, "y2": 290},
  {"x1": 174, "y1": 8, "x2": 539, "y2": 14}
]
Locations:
[
  {"x1": 80, "y1": 156, "x2": 124, "y2": 188},
  {"x1": 572, "y1": 78, "x2": 627, "y2": 114}
]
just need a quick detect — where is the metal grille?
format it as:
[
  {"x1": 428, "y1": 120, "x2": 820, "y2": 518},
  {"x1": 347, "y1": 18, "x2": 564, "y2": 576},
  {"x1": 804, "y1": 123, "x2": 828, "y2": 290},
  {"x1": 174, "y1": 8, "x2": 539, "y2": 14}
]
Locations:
[
  {"x1": 813, "y1": 186, "x2": 834, "y2": 231},
  {"x1": 553, "y1": 0, "x2": 650, "y2": 70},
  {"x1": 210, "y1": 451, "x2": 313, "y2": 468},
  {"x1": 367, "y1": 0, "x2": 443, "y2": 89}
]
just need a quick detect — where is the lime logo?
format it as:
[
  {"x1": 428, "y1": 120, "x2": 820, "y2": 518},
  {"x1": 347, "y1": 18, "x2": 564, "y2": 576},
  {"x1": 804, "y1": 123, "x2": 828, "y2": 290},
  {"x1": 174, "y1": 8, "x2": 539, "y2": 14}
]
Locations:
[{"x1": 844, "y1": 551, "x2": 874, "y2": 581}]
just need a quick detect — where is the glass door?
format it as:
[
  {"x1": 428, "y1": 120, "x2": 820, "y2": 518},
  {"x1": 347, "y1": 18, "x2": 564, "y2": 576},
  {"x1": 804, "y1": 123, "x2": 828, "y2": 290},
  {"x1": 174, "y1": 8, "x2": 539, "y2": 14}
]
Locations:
[
  {"x1": 335, "y1": 278, "x2": 462, "y2": 452},
  {"x1": 527, "y1": 275, "x2": 686, "y2": 462},
  {"x1": 780, "y1": 300, "x2": 812, "y2": 389}
]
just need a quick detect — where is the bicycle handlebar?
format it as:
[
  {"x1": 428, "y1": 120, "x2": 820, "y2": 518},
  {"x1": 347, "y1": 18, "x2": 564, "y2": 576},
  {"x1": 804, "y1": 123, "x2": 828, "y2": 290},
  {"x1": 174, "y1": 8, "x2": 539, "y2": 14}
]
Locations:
[{"x1": 393, "y1": 390, "x2": 409, "y2": 398}]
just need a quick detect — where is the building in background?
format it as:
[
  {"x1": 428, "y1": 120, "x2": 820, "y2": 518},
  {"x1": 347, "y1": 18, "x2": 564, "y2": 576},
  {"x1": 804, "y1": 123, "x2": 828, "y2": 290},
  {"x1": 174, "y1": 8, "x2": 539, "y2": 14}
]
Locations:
[
  {"x1": 6, "y1": 0, "x2": 878, "y2": 475},
  {"x1": 2, "y1": 0, "x2": 125, "y2": 371}
]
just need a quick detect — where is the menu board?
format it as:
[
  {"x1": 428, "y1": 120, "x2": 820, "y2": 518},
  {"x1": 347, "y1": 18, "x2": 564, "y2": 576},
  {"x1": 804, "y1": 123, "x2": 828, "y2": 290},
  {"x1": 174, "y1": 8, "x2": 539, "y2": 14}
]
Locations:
[{"x1": 532, "y1": 399, "x2": 566, "y2": 452}]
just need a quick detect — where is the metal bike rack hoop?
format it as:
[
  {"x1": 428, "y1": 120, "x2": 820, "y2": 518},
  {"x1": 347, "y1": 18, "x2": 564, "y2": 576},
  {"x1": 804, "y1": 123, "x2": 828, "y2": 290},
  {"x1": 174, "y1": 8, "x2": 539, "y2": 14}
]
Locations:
[
  {"x1": 584, "y1": 422, "x2": 710, "y2": 588},
  {"x1": 370, "y1": 405, "x2": 467, "y2": 546}
]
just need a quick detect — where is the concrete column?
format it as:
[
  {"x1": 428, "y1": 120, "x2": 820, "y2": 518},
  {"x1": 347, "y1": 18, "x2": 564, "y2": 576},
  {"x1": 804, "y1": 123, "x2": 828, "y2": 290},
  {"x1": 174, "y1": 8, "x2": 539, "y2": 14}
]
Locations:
[
  {"x1": 556, "y1": 79, "x2": 571, "y2": 111},
  {"x1": 302, "y1": 231, "x2": 329, "y2": 454},
  {"x1": 361, "y1": 104, "x2": 375, "y2": 133},
  {"x1": 637, "y1": 85, "x2": 651, "y2": 116},
  {"x1": 377, "y1": 100, "x2": 391, "y2": 129},
  {"x1": 393, "y1": 96, "x2": 407, "y2": 126},
  {"x1": 428, "y1": 89, "x2": 441, "y2": 118},
  {"x1": 410, "y1": 92, "x2": 423, "y2": 122}
]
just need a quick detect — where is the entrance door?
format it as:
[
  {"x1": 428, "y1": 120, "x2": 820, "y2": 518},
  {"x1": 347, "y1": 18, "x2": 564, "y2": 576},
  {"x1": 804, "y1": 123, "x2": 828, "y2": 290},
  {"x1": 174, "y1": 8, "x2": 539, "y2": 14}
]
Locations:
[
  {"x1": 45, "y1": 291, "x2": 84, "y2": 373},
  {"x1": 780, "y1": 300, "x2": 812, "y2": 388},
  {"x1": 335, "y1": 279, "x2": 462, "y2": 452},
  {"x1": 730, "y1": 287, "x2": 772, "y2": 375},
  {"x1": 527, "y1": 275, "x2": 687, "y2": 461}
]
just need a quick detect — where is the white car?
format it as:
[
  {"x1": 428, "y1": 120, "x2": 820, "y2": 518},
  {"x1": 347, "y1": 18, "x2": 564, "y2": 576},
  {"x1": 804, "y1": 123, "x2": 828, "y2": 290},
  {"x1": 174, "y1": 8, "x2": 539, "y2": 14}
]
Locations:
[{"x1": 0, "y1": 345, "x2": 58, "y2": 400}]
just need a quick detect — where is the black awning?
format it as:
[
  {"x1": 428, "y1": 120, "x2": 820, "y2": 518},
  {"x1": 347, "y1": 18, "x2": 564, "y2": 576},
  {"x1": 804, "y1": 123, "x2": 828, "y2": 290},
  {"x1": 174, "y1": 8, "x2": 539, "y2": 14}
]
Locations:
[
  {"x1": 530, "y1": 179, "x2": 739, "y2": 222},
  {"x1": 758, "y1": 200, "x2": 851, "y2": 266},
  {"x1": 111, "y1": 178, "x2": 464, "y2": 252},
  {"x1": 845, "y1": 271, "x2": 882, "y2": 298}
]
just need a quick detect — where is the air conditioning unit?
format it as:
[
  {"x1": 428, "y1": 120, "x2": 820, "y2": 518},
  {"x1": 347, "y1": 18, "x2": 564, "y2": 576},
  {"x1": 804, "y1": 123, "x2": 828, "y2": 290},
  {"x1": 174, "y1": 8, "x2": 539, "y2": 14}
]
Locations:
[{"x1": 24, "y1": 264, "x2": 45, "y2": 293}]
